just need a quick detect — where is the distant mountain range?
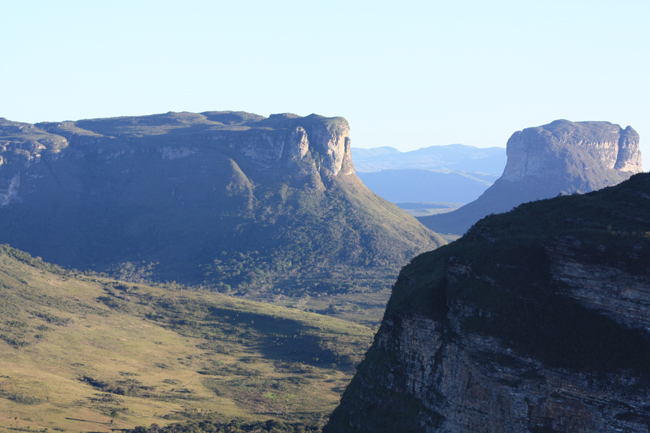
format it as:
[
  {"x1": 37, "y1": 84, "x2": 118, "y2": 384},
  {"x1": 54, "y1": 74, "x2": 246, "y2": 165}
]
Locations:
[
  {"x1": 351, "y1": 144, "x2": 506, "y2": 206},
  {"x1": 357, "y1": 169, "x2": 496, "y2": 204},
  {"x1": 419, "y1": 120, "x2": 642, "y2": 235},
  {"x1": 352, "y1": 144, "x2": 506, "y2": 175},
  {"x1": 0, "y1": 112, "x2": 443, "y2": 299}
]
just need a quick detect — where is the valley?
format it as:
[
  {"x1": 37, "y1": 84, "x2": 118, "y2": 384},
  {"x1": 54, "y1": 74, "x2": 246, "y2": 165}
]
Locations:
[
  {"x1": 0, "y1": 113, "x2": 442, "y2": 321},
  {"x1": 0, "y1": 245, "x2": 372, "y2": 432},
  {"x1": 0, "y1": 114, "x2": 645, "y2": 433},
  {"x1": 4, "y1": 1, "x2": 646, "y2": 431}
]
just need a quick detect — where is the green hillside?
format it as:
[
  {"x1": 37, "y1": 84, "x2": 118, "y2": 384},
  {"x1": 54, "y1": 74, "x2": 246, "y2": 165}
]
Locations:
[
  {"x1": 0, "y1": 113, "x2": 443, "y2": 308},
  {"x1": 0, "y1": 244, "x2": 373, "y2": 433}
]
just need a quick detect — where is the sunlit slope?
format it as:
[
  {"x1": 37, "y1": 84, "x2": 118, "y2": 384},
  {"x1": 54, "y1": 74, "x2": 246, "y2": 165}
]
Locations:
[
  {"x1": 0, "y1": 245, "x2": 373, "y2": 433},
  {"x1": 0, "y1": 113, "x2": 444, "y2": 299}
]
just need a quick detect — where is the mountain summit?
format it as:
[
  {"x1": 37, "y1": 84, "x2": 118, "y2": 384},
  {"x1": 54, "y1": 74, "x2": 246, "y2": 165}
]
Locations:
[
  {"x1": 419, "y1": 120, "x2": 642, "y2": 235},
  {"x1": 0, "y1": 112, "x2": 444, "y2": 296}
]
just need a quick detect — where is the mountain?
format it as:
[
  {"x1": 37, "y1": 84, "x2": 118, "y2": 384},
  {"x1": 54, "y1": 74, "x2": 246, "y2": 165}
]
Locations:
[
  {"x1": 351, "y1": 144, "x2": 506, "y2": 175},
  {"x1": 350, "y1": 146, "x2": 400, "y2": 161},
  {"x1": 356, "y1": 169, "x2": 496, "y2": 204},
  {"x1": 419, "y1": 120, "x2": 642, "y2": 235},
  {"x1": 0, "y1": 112, "x2": 443, "y2": 300},
  {"x1": 350, "y1": 144, "x2": 505, "y2": 207},
  {"x1": 325, "y1": 172, "x2": 650, "y2": 433},
  {"x1": 0, "y1": 243, "x2": 372, "y2": 431}
]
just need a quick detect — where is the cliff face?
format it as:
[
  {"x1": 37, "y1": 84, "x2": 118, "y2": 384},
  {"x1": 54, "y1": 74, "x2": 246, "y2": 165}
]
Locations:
[
  {"x1": 501, "y1": 120, "x2": 641, "y2": 184},
  {"x1": 0, "y1": 112, "x2": 353, "y2": 198},
  {"x1": 0, "y1": 112, "x2": 443, "y2": 295},
  {"x1": 326, "y1": 173, "x2": 650, "y2": 433},
  {"x1": 419, "y1": 120, "x2": 642, "y2": 236}
]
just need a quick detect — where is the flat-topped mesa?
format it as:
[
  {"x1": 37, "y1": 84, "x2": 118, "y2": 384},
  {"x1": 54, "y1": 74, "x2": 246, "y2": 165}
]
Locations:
[
  {"x1": 0, "y1": 110, "x2": 442, "y2": 292},
  {"x1": 232, "y1": 113, "x2": 354, "y2": 184},
  {"x1": 501, "y1": 120, "x2": 641, "y2": 185},
  {"x1": 419, "y1": 120, "x2": 642, "y2": 236},
  {"x1": 18, "y1": 112, "x2": 355, "y2": 191},
  {"x1": 306, "y1": 116, "x2": 355, "y2": 179}
]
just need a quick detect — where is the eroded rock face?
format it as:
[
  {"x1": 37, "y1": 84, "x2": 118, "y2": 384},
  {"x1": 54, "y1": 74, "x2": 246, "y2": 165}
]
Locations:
[
  {"x1": 0, "y1": 111, "x2": 442, "y2": 292},
  {"x1": 419, "y1": 120, "x2": 642, "y2": 236},
  {"x1": 501, "y1": 120, "x2": 641, "y2": 184},
  {"x1": 326, "y1": 173, "x2": 650, "y2": 433},
  {"x1": 0, "y1": 112, "x2": 355, "y2": 204}
]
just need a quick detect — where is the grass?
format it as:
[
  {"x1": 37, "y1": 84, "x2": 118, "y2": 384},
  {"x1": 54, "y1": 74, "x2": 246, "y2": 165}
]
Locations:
[
  {"x1": 0, "y1": 112, "x2": 444, "y2": 314},
  {"x1": 0, "y1": 245, "x2": 374, "y2": 433}
]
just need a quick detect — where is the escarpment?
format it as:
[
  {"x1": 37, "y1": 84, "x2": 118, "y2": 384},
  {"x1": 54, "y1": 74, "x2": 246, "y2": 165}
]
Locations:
[
  {"x1": 0, "y1": 112, "x2": 443, "y2": 295},
  {"x1": 326, "y1": 173, "x2": 650, "y2": 433},
  {"x1": 420, "y1": 120, "x2": 642, "y2": 236}
]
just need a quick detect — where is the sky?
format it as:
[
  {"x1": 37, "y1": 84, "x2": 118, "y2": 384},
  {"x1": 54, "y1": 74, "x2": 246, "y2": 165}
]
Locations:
[{"x1": 2, "y1": 0, "x2": 649, "y2": 158}]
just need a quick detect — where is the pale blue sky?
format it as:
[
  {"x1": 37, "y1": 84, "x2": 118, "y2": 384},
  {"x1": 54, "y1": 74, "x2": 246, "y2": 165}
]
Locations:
[{"x1": 2, "y1": 0, "x2": 648, "y2": 158}]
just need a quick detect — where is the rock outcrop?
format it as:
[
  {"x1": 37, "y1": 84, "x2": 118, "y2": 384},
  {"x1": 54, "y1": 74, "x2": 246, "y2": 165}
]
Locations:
[
  {"x1": 326, "y1": 173, "x2": 650, "y2": 432},
  {"x1": 0, "y1": 111, "x2": 443, "y2": 296},
  {"x1": 419, "y1": 120, "x2": 642, "y2": 235}
]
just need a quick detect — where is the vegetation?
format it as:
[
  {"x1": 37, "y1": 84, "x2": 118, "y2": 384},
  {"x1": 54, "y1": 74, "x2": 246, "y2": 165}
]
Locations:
[
  {"x1": 387, "y1": 172, "x2": 650, "y2": 374},
  {"x1": 419, "y1": 120, "x2": 640, "y2": 236},
  {"x1": 126, "y1": 417, "x2": 322, "y2": 433},
  {"x1": 326, "y1": 172, "x2": 650, "y2": 433},
  {"x1": 0, "y1": 112, "x2": 443, "y2": 323},
  {"x1": 0, "y1": 244, "x2": 373, "y2": 433}
]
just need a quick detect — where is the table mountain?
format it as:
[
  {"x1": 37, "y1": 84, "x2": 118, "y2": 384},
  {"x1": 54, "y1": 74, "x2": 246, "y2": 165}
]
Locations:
[
  {"x1": 419, "y1": 120, "x2": 642, "y2": 235},
  {"x1": 0, "y1": 112, "x2": 443, "y2": 296},
  {"x1": 325, "y1": 172, "x2": 650, "y2": 433}
]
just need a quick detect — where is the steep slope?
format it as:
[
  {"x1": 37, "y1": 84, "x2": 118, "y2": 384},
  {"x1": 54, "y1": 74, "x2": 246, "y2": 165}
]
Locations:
[
  {"x1": 419, "y1": 120, "x2": 642, "y2": 235},
  {"x1": 0, "y1": 244, "x2": 372, "y2": 432},
  {"x1": 326, "y1": 172, "x2": 650, "y2": 433},
  {"x1": 0, "y1": 113, "x2": 443, "y2": 298}
]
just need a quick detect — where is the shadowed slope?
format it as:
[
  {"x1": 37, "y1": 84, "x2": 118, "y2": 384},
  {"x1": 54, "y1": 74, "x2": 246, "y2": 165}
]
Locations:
[
  {"x1": 327, "y1": 172, "x2": 650, "y2": 433},
  {"x1": 419, "y1": 120, "x2": 641, "y2": 235},
  {"x1": 0, "y1": 112, "x2": 443, "y2": 299}
]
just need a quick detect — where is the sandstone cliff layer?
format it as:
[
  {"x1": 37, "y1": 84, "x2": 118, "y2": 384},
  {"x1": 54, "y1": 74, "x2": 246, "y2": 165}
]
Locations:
[
  {"x1": 420, "y1": 120, "x2": 642, "y2": 236},
  {"x1": 0, "y1": 111, "x2": 354, "y2": 200},
  {"x1": 326, "y1": 173, "x2": 650, "y2": 432},
  {"x1": 0, "y1": 112, "x2": 443, "y2": 293}
]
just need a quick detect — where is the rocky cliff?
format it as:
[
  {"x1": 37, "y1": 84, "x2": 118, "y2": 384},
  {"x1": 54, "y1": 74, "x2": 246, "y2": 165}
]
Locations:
[
  {"x1": 326, "y1": 172, "x2": 650, "y2": 432},
  {"x1": 419, "y1": 120, "x2": 642, "y2": 235},
  {"x1": 0, "y1": 112, "x2": 443, "y2": 296}
]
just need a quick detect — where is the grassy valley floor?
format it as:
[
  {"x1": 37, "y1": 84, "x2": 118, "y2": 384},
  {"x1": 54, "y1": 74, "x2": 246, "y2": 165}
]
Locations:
[{"x1": 0, "y1": 246, "x2": 373, "y2": 433}]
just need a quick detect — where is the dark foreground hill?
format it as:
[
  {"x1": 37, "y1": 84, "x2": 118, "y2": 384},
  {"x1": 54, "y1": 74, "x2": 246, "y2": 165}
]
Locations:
[
  {"x1": 419, "y1": 120, "x2": 642, "y2": 235},
  {"x1": 0, "y1": 113, "x2": 443, "y2": 299},
  {"x1": 326, "y1": 172, "x2": 650, "y2": 433},
  {"x1": 0, "y1": 243, "x2": 372, "y2": 432}
]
